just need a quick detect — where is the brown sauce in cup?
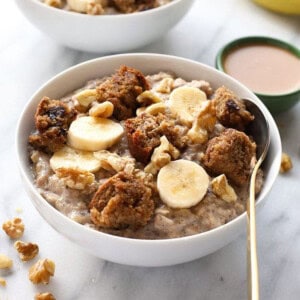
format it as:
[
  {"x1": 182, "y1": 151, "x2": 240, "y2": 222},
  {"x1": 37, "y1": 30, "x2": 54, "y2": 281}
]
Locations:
[{"x1": 223, "y1": 43, "x2": 300, "y2": 95}]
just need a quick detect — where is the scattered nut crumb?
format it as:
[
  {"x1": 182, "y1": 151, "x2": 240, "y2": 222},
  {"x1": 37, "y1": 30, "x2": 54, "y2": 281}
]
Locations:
[
  {"x1": 29, "y1": 259, "x2": 55, "y2": 284},
  {"x1": 155, "y1": 77, "x2": 174, "y2": 94},
  {"x1": 35, "y1": 292, "x2": 56, "y2": 300},
  {"x1": 15, "y1": 207, "x2": 23, "y2": 214},
  {"x1": 0, "y1": 254, "x2": 13, "y2": 269},
  {"x1": 14, "y1": 241, "x2": 39, "y2": 262},
  {"x1": 2, "y1": 217, "x2": 25, "y2": 239},
  {"x1": 0, "y1": 277, "x2": 6, "y2": 287},
  {"x1": 280, "y1": 152, "x2": 293, "y2": 173}
]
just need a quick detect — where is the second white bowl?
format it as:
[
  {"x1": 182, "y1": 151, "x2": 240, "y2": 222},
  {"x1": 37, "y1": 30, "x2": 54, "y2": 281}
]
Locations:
[{"x1": 14, "y1": 0, "x2": 195, "y2": 52}]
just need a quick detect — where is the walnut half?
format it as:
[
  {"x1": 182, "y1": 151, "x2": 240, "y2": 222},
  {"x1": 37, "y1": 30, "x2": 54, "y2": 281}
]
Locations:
[
  {"x1": 0, "y1": 254, "x2": 13, "y2": 269},
  {"x1": 29, "y1": 259, "x2": 55, "y2": 285},
  {"x1": 144, "y1": 136, "x2": 180, "y2": 175},
  {"x1": 2, "y1": 218, "x2": 24, "y2": 239},
  {"x1": 35, "y1": 292, "x2": 56, "y2": 300},
  {"x1": 280, "y1": 152, "x2": 293, "y2": 173},
  {"x1": 0, "y1": 277, "x2": 6, "y2": 287},
  {"x1": 211, "y1": 174, "x2": 237, "y2": 203},
  {"x1": 14, "y1": 241, "x2": 39, "y2": 262}
]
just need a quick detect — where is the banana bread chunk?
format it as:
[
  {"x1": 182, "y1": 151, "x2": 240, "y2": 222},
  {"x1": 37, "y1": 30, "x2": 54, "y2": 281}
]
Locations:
[
  {"x1": 124, "y1": 113, "x2": 187, "y2": 164},
  {"x1": 97, "y1": 65, "x2": 150, "y2": 120},
  {"x1": 28, "y1": 97, "x2": 76, "y2": 153},
  {"x1": 213, "y1": 86, "x2": 254, "y2": 131},
  {"x1": 89, "y1": 171, "x2": 154, "y2": 229},
  {"x1": 203, "y1": 128, "x2": 256, "y2": 186},
  {"x1": 112, "y1": 0, "x2": 158, "y2": 13}
]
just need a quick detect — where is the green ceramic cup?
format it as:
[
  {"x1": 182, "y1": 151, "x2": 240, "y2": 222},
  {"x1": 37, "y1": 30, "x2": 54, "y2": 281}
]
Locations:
[{"x1": 216, "y1": 36, "x2": 300, "y2": 114}]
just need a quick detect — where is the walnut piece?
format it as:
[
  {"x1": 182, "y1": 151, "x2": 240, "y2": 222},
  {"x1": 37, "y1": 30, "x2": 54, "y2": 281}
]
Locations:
[
  {"x1": 0, "y1": 277, "x2": 6, "y2": 287},
  {"x1": 136, "y1": 90, "x2": 162, "y2": 106},
  {"x1": 73, "y1": 89, "x2": 98, "y2": 107},
  {"x1": 136, "y1": 107, "x2": 146, "y2": 116},
  {"x1": 211, "y1": 174, "x2": 237, "y2": 203},
  {"x1": 144, "y1": 136, "x2": 180, "y2": 175},
  {"x1": 29, "y1": 259, "x2": 55, "y2": 285},
  {"x1": 87, "y1": 1, "x2": 105, "y2": 15},
  {"x1": 188, "y1": 100, "x2": 216, "y2": 144},
  {"x1": 44, "y1": 0, "x2": 62, "y2": 8},
  {"x1": 94, "y1": 150, "x2": 135, "y2": 173},
  {"x1": 155, "y1": 77, "x2": 174, "y2": 94},
  {"x1": 144, "y1": 102, "x2": 166, "y2": 116},
  {"x1": 280, "y1": 152, "x2": 293, "y2": 173},
  {"x1": 35, "y1": 292, "x2": 56, "y2": 300},
  {"x1": 0, "y1": 254, "x2": 13, "y2": 269},
  {"x1": 55, "y1": 168, "x2": 95, "y2": 190},
  {"x1": 89, "y1": 101, "x2": 114, "y2": 118},
  {"x1": 2, "y1": 217, "x2": 24, "y2": 239},
  {"x1": 14, "y1": 241, "x2": 39, "y2": 262}
]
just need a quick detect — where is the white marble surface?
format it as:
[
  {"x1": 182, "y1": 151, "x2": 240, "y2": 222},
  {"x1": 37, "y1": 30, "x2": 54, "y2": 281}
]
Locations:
[{"x1": 1, "y1": 0, "x2": 300, "y2": 299}]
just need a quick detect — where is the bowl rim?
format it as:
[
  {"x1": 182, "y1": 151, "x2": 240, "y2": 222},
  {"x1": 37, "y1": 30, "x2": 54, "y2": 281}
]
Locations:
[
  {"x1": 28, "y1": 0, "x2": 188, "y2": 18},
  {"x1": 16, "y1": 52, "x2": 281, "y2": 246},
  {"x1": 215, "y1": 36, "x2": 300, "y2": 98}
]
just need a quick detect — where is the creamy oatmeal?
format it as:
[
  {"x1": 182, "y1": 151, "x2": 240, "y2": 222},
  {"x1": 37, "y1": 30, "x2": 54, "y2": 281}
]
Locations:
[
  {"x1": 43, "y1": 0, "x2": 172, "y2": 15},
  {"x1": 28, "y1": 65, "x2": 263, "y2": 239}
]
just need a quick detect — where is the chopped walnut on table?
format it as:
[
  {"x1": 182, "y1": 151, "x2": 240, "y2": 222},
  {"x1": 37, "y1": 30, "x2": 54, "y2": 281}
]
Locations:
[
  {"x1": 35, "y1": 292, "x2": 56, "y2": 300},
  {"x1": 280, "y1": 152, "x2": 293, "y2": 173},
  {"x1": 0, "y1": 254, "x2": 13, "y2": 269},
  {"x1": 29, "y1": 259, "x2": 55, "y2": 285},
  {"x1": 0, "y1": 277, "x2": 6, "y2": 287},
  {"x1": 2, "y1": 217, "x2": 24, "y2": 239},
  {"x1": 144, "y1": 136, "x2": 180, "y2": 175},
  {"x1": 211, "y1": 174, "x2": 237, "y2": 203},
  {"x1": 14, "y1": 241, "x2": 39, "y2": 262}
]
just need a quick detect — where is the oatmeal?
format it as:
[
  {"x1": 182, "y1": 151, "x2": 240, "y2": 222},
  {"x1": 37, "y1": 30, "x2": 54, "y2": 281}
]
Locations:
[
  {"x1": 43, "y1": 0, "x2": 171, "y2": 15},
  {"x1": 28, "y1": 65, "x2": 264, "y2": 239}
]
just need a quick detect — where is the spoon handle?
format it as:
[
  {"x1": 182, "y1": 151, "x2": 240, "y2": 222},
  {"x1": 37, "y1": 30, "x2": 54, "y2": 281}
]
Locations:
[{"x1": 247, "y1": 157, "x2": 263, "y2": 300}]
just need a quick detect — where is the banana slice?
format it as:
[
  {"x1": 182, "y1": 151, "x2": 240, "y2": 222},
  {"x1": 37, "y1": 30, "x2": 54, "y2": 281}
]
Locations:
[
  {"x1": 157, "y1": 159, "x2": 209, "y2": 208},
  {"x1": 68, "y1": 116, "x2": 123, "y2": 151},
  {"x1": 50, "y1": 146, "x2": 101, "y2": 173},
  {"x1": 169, "y1": 86, "x2": 207, "y2": 126}
]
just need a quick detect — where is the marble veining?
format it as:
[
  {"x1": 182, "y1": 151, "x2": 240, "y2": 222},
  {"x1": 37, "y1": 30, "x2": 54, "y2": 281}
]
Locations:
[{"x1": 1, "y1": 0, "x2": 300, "y2": 299}]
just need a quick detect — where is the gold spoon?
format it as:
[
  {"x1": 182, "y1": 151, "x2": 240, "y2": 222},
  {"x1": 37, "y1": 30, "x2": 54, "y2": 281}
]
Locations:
[{"x1": 244, "y1": 99, "x2": 270, "y2": 300}]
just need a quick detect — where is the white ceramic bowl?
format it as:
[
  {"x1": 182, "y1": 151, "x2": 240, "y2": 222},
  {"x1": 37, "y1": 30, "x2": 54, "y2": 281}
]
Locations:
[
  {"x1": 16, "y1": 53, "x2": 282, "y2": 267},
  {"x1": 14, "y1": 0, "x2": 194, "y2": 53}
]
